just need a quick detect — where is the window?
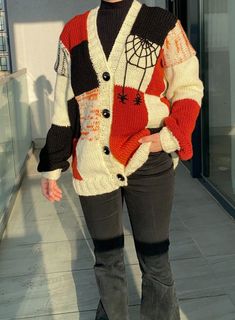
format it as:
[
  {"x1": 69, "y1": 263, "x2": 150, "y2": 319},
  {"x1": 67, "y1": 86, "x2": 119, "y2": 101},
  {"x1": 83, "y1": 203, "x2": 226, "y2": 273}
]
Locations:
[
  {"x1": 0, "y1": 15, "x2": 4, "y2": 31},
  {"x1": 0, "y1": 56, "x2": 7, "y2": 70},
  {"x1": 0, "y1": 0, "x2": 9, "y2": 72},
  {"x1": 201, "y1": 0, "x2": 235, "y2": 207},
  {"x1": 0, "y1": 35, "x2": 6, "y2": 51}
]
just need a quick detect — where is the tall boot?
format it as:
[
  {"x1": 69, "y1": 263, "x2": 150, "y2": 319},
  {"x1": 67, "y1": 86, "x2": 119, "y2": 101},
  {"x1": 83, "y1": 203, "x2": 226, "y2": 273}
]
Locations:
[
  {"x1": 135, "y1": 239, "x2": 181, "y2": 320},
  {"x1": 93, "y1": 236, "x2": 130, "y2": 320}
]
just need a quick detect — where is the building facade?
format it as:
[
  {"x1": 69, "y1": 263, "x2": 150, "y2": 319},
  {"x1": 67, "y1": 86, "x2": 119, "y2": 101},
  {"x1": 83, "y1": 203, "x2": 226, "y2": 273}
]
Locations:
[{"x1": 0, "y1": 0, "x2": 10, "y2": 74}]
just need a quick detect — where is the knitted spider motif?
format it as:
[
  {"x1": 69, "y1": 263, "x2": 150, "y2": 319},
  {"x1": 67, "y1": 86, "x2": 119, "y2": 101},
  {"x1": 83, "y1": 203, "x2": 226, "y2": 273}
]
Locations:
[{"x1": 118, "y1": 34, "x2": 161, "y2": 105}]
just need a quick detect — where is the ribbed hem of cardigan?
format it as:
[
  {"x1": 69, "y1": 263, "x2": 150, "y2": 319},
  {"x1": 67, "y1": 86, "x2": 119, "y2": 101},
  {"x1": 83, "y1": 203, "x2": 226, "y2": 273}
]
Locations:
[
  {"x1": 71, "y1": 152, "x2": 180, "y2": 196},
  {"x1": 72, "y1": 175, "x2": 128, "y2": 196}
]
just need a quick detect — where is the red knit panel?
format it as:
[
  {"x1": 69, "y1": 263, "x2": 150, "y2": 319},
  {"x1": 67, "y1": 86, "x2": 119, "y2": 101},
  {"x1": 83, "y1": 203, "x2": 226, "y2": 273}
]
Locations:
[
  {"x1": 163, "y1": 98, "x2": 201, "y2": 160},
  {"x1": 72, "y1": 138, "x2": 83, "y2": 180},
  {"x1": 110, "y1": 85, "x2": 150, "y2": 165},
  {"x1": 146, "y1": 49, "x2": 165, "y2": 96},
  {"x1": 60, "y1": 10, "x2": 90, "y2": 52}
]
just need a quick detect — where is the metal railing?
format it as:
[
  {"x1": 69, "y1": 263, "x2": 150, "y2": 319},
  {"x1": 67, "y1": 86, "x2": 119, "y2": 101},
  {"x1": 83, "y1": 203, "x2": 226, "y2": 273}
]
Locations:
[{"x1": 0, "y1": 69, "x2": 32, "y2": 237}]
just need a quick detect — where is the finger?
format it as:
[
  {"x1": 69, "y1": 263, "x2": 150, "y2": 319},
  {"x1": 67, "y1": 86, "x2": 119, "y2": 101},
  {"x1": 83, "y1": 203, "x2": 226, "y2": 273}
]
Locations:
[
  {"x1": 48, "y1": 185, "x2": 62, "y2": 199},
  {"x1": 49, "y1": 181, "x2": 63, "y2": 196},
  {"x1": 41, "y1": 180, "x2": 62, "y2": 202},
  {"x1": 150, "y1": 147, "x2": 162, "y2": 152},
  {"x1": 41, "y1": 180, "x2": 58, "y2": 202},
  {"x1": 46, "y1": 191, "x2": 62, "y2": 202},
  {"x1": 41, "y1": 188, "x2": 56, "y2": 202},
  {"x1": 139, "y1": 136, "x2": 151, "y2": 143},
  {"x1": 150, "y1": 142, "x2": 162, "y2": 152},
  {"x1": 51, "y1": 184, "x2": 62, "y2": 198},
  {"x1": 44, "y1": 194, "x2": 56, "y2": 202},
  {"x1": 50, "y1": 194, "x2": 62, "y2": 201},
  {"x1": 52, "y1": 189, "x2": 63, "y2": 199},
  {"x1": 54, "y1": 184, "x2": 62, "y2": 194},
  {"x1": 139, "y1": 133, "x2": 158, "y2": 143}
]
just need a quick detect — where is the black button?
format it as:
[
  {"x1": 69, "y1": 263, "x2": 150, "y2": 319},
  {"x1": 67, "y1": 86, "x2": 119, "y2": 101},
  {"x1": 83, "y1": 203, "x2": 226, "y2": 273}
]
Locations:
[
  {"x1": 102, "y1": 71, "x2": 110, "y2": 81},
  {"x1": 102, "y1": 109, "x2": 110, "y2": 118},
  {"x1": 117, "y1": 173, "x2": 125, "y2": 181},
  {"x1": 103, "y1": 146, "x2": 110, "y2": 155}
]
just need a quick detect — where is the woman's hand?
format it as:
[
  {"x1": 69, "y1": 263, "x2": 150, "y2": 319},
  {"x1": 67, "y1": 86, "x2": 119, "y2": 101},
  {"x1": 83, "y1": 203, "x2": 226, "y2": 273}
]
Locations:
[
  {"x1": 41, "y1": 178, "x2": 63, "y2": 202},
  {"x1": 138, "y1": 133, "x2": 163, "y2": 153}
]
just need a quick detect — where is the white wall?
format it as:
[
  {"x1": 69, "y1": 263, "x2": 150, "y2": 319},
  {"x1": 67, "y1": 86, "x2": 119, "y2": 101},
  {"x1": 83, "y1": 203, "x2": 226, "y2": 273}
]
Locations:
[
  {"x1": 6, "y1": 0, "x2": 99, "y2": 141},
  {"x1": 6, "y1": 0, "x2": 165, "y2": 141}
]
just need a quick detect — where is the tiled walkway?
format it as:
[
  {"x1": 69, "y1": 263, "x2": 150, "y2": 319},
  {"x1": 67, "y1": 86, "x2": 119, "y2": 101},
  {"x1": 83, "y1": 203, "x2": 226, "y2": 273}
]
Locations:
[{"x1": 1, "y1": 150, "x2": 235, "y2": 320}]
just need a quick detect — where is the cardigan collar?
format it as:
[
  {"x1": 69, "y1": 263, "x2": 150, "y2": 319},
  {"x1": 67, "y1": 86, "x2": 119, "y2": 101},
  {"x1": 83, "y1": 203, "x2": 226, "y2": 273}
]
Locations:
[{"x1": 87, "y1": 0, "x2": 142, "y2": 75}]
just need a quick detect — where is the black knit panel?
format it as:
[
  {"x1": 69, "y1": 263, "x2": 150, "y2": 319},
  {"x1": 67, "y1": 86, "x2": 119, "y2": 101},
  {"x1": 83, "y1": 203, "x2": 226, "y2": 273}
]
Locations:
[
  {"x1": 70, "y1": 40, "x2": 99, "y2": 96},
  {"x1": 37, "y1": 97, "x2": 81, "y2": 174},
  {"x1": 37, "y1": 125, "x2": 73, "y2": 173},
  {"x1": 130, "y1": 5, "x2": 177, "y2": 46},
  {"x1": 67, "y1": 96, "x2": 81, "y2": 139},
  {"x1": 134, "y1": 238, "x2": 170, "y2": 256},
  {"x1": 93, "y1": 234, "x2": 124, "y2": 252}
]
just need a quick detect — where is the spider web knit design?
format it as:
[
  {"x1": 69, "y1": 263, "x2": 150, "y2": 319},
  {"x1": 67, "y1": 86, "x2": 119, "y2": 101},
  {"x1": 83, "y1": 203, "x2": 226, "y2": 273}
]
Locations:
[{"x1": 118, "y1": 34, "x2": 161, "y2": 105}]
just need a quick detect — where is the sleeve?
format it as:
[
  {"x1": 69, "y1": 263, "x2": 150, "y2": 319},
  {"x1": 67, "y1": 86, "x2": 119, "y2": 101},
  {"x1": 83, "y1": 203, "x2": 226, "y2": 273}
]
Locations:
[
  {"x1": 37, "y1": 24, "x2": 75, "y2": 180},
  {"x1": 158, "y1": 19, "x2": 204, "y2": 160}
]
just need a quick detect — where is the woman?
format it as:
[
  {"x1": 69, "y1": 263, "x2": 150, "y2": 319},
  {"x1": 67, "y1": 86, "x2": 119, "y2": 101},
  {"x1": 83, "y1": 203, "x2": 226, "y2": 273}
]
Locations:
[{"x1": 37, "y1": 0, "x2": 204, "y2": 319}]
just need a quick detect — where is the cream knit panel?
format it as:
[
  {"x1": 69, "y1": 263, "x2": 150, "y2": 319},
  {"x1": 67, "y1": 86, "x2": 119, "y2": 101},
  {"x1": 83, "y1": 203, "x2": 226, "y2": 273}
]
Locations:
[
  {"x1": 164, "y1": 55, "x2": 204, "y2": 106},
  {"x1": 41, "y1": 38, "x2": 74, "y2": 181},
  {"x1": 52, "y1": 34, "x2": 73, "y2": 126},
  {"x1": 51, "y1": 73, "x2": 74, "y2": 127}
]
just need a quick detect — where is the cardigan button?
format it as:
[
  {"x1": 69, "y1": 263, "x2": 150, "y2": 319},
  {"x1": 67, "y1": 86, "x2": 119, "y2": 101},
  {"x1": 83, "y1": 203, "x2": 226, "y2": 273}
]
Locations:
[
  {"x1": 103, "y1": 146, "x2": 110, "y2": 155},
  {"x1": 102, "y1": 71, "x2": 110, "y2": 81},
  {"x1": 117, "y1": 173, "x2": 125, "y2": 181},
  {"x1": 102, "y1": 109, "x2": 110, "y2": 118}
]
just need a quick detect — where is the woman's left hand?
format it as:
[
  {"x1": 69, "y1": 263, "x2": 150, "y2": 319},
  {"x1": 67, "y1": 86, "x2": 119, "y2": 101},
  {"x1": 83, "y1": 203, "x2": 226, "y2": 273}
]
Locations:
[{"x1": 138, "y1": 133, "x2": 163, "y2": 152}]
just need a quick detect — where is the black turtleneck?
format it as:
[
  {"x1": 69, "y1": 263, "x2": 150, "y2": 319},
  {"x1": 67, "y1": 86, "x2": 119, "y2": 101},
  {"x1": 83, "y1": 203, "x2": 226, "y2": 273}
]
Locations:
[{"x1": 97, "y1": 0, "x2": 134, "y2": 60}]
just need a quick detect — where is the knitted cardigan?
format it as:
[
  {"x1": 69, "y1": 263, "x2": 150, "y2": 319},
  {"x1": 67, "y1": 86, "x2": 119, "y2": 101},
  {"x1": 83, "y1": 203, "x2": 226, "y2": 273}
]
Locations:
[{"x1": 37, "y1": 0, "x2": 204, "y2": 196}]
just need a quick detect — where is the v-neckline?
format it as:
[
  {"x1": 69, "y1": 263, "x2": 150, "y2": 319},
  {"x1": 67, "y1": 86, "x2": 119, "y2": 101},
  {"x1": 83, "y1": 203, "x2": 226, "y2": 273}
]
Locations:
[{"x1": 87, "y1": 0, "x2": 142, "y2": 75}]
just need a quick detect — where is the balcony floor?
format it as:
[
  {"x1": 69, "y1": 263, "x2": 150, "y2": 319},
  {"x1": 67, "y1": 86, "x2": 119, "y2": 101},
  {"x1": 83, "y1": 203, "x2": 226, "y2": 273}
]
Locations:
[{"x1": 1, "y1": 150, "x2": 235, "y2": 320}]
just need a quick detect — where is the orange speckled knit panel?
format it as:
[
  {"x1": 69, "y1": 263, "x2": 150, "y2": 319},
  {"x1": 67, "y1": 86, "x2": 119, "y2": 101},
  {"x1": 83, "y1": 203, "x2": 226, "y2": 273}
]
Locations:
[
  {"x1": 75, "y1": 88, "x2": 101, "y2": 142},
  {"x1": 162, "y1": 20, "x2": 196, "y2": 68}
]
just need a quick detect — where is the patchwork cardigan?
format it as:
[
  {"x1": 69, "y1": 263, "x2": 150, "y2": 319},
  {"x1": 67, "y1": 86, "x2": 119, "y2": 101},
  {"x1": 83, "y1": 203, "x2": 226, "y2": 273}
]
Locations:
[{"x1": 37, "y1": 0, "x2": 204, "y2": 196}]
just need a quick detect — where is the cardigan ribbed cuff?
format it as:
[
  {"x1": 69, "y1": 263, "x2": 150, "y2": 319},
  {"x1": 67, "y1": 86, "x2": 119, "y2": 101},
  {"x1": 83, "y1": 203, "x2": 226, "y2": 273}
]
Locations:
[
  {"x1": 41, "y1": 169, "x2": 62, "y2": 180},
  {"x1": 159, "y1": 126, "x2": 181, "y2": 153}
]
